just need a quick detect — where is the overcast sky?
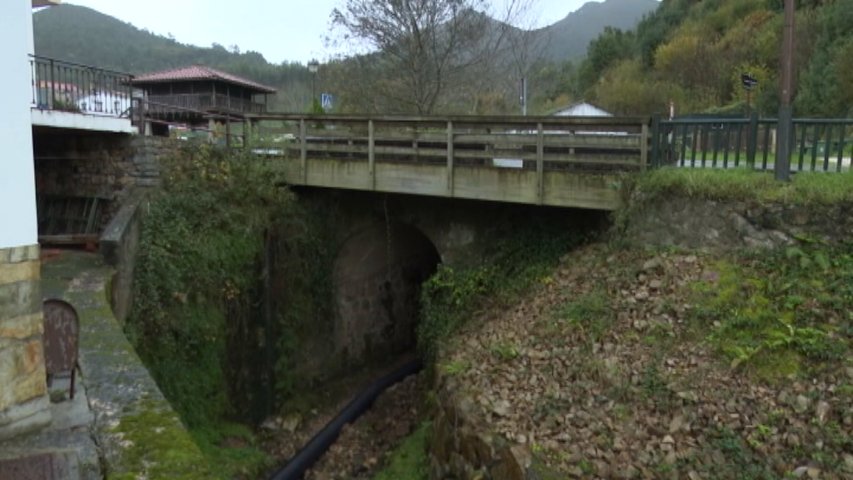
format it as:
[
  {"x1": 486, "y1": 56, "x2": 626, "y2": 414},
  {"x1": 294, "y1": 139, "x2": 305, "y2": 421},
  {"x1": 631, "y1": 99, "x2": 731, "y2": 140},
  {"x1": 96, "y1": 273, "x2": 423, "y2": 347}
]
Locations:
[{"x1": 64, "y1": 0, "x2": 620, "y2": 65}]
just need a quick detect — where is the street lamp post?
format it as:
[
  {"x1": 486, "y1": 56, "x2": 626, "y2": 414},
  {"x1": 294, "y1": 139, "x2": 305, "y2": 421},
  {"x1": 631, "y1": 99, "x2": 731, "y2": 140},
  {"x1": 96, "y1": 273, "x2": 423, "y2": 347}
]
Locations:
[{"x1": 308, "y1": 59, "x2": 319, "y2": 111}]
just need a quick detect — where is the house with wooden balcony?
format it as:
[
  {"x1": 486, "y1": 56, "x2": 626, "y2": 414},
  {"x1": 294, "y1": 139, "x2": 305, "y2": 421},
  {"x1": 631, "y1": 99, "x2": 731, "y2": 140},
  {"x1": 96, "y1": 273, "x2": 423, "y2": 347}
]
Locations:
[{"x1": 130, "y1": 65, "x2": 276, "y2": 136}]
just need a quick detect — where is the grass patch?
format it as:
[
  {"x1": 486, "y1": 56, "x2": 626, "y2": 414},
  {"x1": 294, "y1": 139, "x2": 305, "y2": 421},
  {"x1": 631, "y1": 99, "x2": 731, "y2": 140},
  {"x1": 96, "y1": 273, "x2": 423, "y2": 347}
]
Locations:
[
  {"x1": 110, "y1": 402, "x2": 215, "y2": 480},
  {"x1": 695, "y1": 428, "x2": 776, "y2": 480},
  {"x1": 417, "y1": 218, "x2": 587, "y2": 359},
  {"x1": 372, "y1": 423, "x2": 430, "y2": 480},
  {"x1": 192, "y1": 423, "x2": 272, "y2": 479},
  {"x1": 553, "y1": 289, "x2": 614, "y2": 344},
  {"x1": 632, "y1": 167, "x2": 853, "y2": 205},
  {"x1": 691, "y1": 245, "x2": 851, "y2": 382}
]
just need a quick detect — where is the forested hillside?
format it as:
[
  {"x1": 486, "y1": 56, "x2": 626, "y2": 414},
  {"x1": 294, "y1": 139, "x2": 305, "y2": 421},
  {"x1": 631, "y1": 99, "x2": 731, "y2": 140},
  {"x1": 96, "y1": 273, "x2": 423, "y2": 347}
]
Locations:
[
  {"x1": 570, "y1": 0, "x2": 853, "y2": 116},
  {"x1": 33, "y1": 1, "x2": 657, "y2": 114},
  {"x1": 537, "y1": 0, "x2": 658, "y2": 61},
  {"x1": 33, "y1": 4, "x2": 314, "y2": 110}
]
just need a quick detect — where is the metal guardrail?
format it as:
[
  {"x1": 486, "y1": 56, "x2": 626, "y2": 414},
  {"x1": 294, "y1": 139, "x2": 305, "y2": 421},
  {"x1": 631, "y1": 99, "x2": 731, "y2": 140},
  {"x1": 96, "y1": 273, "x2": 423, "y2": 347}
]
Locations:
[
  {"x1": 651, "y1": 115, "x2": 853, "y2": 172},
  {"x1": 30, "y1": 55, "x2": 134, "y2": 117}
]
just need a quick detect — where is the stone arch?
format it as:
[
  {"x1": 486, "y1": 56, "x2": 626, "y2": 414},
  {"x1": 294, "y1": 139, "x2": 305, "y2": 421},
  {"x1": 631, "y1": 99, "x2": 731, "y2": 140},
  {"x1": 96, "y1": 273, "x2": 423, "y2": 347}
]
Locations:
[{"x1": 331, "y1": 221, "x2": 441, "y2": 365}]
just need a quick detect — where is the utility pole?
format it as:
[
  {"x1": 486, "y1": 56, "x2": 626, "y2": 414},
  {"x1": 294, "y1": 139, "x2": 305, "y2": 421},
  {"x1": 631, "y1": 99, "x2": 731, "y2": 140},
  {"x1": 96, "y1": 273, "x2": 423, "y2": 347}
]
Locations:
[{"x1": 775, "y1": 0, "x2": 795, "y2": 181}]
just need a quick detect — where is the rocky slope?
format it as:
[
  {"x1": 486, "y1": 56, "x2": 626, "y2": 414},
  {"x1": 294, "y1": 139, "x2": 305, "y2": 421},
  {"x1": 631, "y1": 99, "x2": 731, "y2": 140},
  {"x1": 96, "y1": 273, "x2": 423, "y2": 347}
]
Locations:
[{"x1": 431, "y1": 244, "x2": 851, "y2": 479}]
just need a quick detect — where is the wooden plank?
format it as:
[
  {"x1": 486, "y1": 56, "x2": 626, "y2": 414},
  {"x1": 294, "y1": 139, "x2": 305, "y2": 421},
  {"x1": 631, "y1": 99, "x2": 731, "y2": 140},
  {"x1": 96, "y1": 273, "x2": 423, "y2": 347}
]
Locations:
[
  {"x1": 280, "y1": 157, "x2": 620, "y2": 210},
  {"x1": 39, "y1": 234, "x2": 99, "y2": 246},
  {"x1": 452, "y1": 166, "x2": 539, "y2": 204},
  {"x1": 246, "y1": 112, "x2": 650, "y2": 128},
  {"x1": 375, "y1": 163, "x2": 447, "y2": 197},
  {"x1": 300, "y1": 119, "x2": 307, "y2": 183},
  {"x1": 640, "y1": 123, "x2": 649, "y2": 170},
  {"x1": 537, "y1": 123, "x2": 544, "y2": 205},
  {"x1": 305, "y1": 159, "x2": 371, "y2": 190},
  {"x1": 368, "y1": 120, "x2": 376, "y2": 190},
  {"x1": 454, "y1": 133, "x2": 641, "y2": 149},
  {"x1": 296, "y1": 146, "x2": 641, "y2": 167},
  {"x1": 447, "y1": 121, "x2": 454, "y2": 197},
  {"x1": 542, "y1": 172, "x2": 621, "y2": 210},
  {"x1": 84, "y1": 198, "x2": 100, "y2": 234},
  {"x1": 243, "y1": 119, "x2": 253, "y2": 150}
]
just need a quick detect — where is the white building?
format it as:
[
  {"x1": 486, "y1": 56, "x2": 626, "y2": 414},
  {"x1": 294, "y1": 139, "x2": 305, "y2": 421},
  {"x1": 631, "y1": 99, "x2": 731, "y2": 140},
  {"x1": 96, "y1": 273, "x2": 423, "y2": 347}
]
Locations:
[
  {"x1": 0, "y1": 0, "x2": 61, "y2": 442},
  {"x1": 552, "y1": 102, "x2": 613, "y2": 117}
]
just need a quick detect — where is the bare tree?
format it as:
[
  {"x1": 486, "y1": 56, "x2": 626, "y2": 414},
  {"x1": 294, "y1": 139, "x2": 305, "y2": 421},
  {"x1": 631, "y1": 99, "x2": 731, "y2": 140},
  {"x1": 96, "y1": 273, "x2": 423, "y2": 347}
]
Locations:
[
  {"x1": 331, "y1": 0, "x2": 531, "y2": 114},
  {"x1": 501, "y1": 0, "x2": 549, "y2": 114}
]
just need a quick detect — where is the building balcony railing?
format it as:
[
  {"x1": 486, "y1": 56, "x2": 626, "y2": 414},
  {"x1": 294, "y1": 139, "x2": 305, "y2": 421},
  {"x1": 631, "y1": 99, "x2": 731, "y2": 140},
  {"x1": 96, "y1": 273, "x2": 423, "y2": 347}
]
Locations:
[
  {"x1": 30, "y1": 55, "x2": 134, "y2": 118},
  {"x1": 145, "y1": 93, "x2": 267, "y2": 116}
]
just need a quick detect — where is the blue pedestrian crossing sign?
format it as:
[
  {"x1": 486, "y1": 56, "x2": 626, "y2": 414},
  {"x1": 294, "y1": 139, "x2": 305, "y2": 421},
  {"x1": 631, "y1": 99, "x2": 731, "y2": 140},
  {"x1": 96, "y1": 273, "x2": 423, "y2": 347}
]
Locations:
[{"x1": 321, "y1": 93, "x2": 334, "y2": 111}]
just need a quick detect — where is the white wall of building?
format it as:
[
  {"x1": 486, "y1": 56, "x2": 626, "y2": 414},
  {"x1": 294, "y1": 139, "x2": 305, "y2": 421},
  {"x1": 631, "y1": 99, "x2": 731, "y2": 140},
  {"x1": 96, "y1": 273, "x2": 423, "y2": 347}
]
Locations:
[
  {"x1": 554, "y1": 102, "x2": 613, "y2": 117},
  {"x1": 0, "y1": 0, "x2": 38, "y2": 248}
]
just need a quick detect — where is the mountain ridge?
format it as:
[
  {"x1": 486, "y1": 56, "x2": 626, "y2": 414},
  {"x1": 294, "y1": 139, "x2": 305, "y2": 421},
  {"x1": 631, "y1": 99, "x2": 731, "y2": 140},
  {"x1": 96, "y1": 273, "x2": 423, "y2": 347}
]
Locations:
[{"x1": 34, "y1": 1, "x2": 658, "y2": 74}]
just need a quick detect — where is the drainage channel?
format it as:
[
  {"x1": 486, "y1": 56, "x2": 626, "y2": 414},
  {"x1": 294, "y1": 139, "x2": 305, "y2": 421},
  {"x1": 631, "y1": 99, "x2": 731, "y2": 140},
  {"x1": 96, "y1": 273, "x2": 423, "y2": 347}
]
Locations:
[{"x1": 268, "y1": 358, "x2": 423, "y2": 480}]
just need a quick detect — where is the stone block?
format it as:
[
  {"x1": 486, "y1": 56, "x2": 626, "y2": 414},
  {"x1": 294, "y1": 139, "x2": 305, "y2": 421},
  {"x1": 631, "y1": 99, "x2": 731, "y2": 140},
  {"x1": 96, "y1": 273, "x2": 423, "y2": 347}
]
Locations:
[
  {"x1": 0, "y1": 313, "x2": 43, "y2": 340},
  {"x1": 0, "y1": 261, "x2": 40, "y2": 286},
  {"x1": 490, "y1": 445, "x2": 531, "y2": 480},
  {"x1": 0, "y1": 396, "x2": 51, "y2": 441},
  {"x1": 0, "y1": 339, "x2": 48, "y2": 411},
  {"x1": 0, "y1": 450, "x2": 80, "y2": 480},
  {"x1": 8, "y1": 245, "x2": 40, "y2": 264},
  {"x1": 0, "y1": 280, "x2": 39, "y2": 320}
]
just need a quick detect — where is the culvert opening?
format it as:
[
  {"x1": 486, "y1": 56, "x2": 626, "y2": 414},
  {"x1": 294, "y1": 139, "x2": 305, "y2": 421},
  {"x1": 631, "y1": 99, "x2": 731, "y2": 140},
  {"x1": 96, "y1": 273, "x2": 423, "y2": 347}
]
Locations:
[{"x1": 332, "y1": 222, "x2": 441, "y2": 365}]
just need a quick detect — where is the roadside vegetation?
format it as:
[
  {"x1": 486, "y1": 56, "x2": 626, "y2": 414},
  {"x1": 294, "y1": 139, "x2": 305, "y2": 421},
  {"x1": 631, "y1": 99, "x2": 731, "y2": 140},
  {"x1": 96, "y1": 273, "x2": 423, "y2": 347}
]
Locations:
[
  {"x1": 372, "y1": 423, "x2": 431, "y2": 480},
  {"x1": 417, "y1": 217, "x2": 590, "y2": 360},
  {"x1": 423, "y1": 169, "x2": 851, "y2": 478},
  {"x1": 128, "y1": 145, "x2": 292, "y2": 478},
  {"x1": 632, "y1": 168, "x2": 853, "y2": 205},
  {"x1": 570, "y1": 0, "x2": 853, "y2": 117}
]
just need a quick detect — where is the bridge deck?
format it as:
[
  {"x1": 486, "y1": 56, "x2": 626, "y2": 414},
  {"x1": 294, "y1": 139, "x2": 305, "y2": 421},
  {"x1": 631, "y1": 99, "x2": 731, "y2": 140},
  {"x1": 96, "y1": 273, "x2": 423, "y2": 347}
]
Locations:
[{"x1": 246, "y1": 114, "x2": 650, "y2": 210}]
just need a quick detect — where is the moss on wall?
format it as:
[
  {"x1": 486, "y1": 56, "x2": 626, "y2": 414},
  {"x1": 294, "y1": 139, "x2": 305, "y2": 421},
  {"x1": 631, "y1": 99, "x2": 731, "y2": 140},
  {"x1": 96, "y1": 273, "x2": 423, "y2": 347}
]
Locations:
[
  {"x1": 127, "y1": 145, "x2": 293, "y2": 476},
  {"x1": 109, "y1": 401, "x2": 214, "y2": 480}
]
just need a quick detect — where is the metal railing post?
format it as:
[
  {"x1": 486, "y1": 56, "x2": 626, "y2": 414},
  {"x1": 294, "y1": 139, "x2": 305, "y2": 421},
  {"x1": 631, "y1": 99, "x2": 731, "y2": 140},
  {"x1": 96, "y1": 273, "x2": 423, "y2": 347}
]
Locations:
[
  {"x1": 48, "y1": 59, "x2": 55, "y2": 110},
  {"x1": 746, "y1": 113, "x2": 759, "y2": 168},
  {"x1": 650, "y1": 115, "x2": 661, "y2": 169}
]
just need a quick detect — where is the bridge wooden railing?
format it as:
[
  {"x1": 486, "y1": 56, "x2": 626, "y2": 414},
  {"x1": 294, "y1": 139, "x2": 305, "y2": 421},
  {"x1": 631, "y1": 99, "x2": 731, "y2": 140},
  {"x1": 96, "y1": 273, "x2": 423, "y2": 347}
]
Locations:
[{"x1": 244, "y1": 114, "x2": 650, "y2": 210}]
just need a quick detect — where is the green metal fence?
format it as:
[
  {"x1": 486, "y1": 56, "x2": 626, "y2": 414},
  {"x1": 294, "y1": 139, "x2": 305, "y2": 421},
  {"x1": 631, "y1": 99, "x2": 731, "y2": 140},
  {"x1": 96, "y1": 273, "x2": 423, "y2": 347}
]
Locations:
[{"x1": 651, "y1": 115, "x2": 853, "y2": 172}]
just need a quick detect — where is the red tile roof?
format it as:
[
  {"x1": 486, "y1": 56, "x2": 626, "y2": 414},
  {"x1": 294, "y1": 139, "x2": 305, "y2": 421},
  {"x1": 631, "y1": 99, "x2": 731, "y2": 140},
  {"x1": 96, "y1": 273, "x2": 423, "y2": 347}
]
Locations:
[{"x1": 131, "y1": 65, "x2": 276, "y2": 93}]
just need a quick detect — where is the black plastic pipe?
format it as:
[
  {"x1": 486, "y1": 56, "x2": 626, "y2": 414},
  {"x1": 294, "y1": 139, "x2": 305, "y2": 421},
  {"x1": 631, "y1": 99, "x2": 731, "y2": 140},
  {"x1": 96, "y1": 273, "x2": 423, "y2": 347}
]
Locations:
[{"x1": 268, "y1": 358, "x2": 423, "y2": 480}]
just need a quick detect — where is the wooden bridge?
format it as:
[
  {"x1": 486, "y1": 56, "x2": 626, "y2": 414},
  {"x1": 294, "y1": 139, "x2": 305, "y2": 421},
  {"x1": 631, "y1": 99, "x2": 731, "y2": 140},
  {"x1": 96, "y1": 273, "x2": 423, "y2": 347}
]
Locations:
[{"x1": 245, "y1": 114, "x2": 650, "y2": 211}]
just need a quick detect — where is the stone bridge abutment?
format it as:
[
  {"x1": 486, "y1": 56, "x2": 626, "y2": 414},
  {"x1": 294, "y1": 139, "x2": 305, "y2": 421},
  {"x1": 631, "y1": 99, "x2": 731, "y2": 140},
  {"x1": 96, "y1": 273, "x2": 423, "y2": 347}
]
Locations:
[{"x1": 287, "y1": 189, "x2": 607, "y2": 373}]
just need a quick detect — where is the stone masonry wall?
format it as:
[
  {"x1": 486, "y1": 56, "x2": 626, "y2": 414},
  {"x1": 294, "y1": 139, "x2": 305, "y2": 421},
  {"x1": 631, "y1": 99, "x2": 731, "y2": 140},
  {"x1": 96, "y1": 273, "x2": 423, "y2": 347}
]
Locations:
[
  {"x1": 33, "y1": 131, "x2": 173, "y2": 232},
  {"x1": 622, "y1": 197, "x2": 853, "y2": 250},
  {"x1": 0, "y1": 245, "x2": 50, "y2": 441},
  {"x1": 431, "y1": 377, "x2": 533, "y2": 480}
]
